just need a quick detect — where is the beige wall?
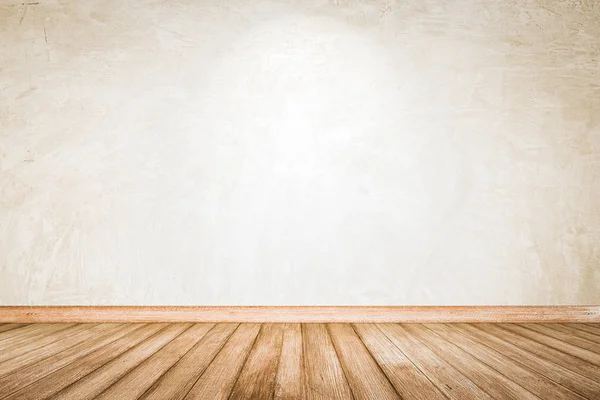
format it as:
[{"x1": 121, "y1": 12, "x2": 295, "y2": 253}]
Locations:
[{"x1": 1, "y1": 0, "x2": 599, "y2": 305}]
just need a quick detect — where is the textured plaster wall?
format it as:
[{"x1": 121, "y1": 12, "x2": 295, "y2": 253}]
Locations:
[{"x1": 1, "y1": 0, "x2": 599, "y2": 305}]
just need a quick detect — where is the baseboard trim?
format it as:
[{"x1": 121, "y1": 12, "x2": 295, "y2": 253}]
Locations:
[{"x1": 1, "y1": 306, "x2": 599, "y2": 323}]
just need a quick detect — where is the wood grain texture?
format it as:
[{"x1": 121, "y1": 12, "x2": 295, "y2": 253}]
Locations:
[
  {"x1": 571, "y1": 324, "x2": 600, "y2": 335},
  {"x1": 546, "y1": 324, "x2": 600, "y2": 345},
  {"x1": 519, "y1": 323, "x2": 600, "y2": 353},
  {"x1": 229, "y1": 324, "x2": 285, "y2": 400},
  {"x1": 453, "y1": 323, "x2": 600, "y2": 400},
  {"x1": 1, "y1": 323, "x2": 599, "y2": 400},
  {"x1": 1, "y1": 324, "x2": 153, "y2": 400},
  {"x1": 477, "y1": 323, "x2": 600, "y2": 382},
  {"x1": 424, "y1": 323, "x2": 586, "y2": 400},
  {"x1": 0, "y1": 323, "x2": 75, "y2": 363},
  {"x1": 378, "y1": 323, "x2": 495, "y2": 400},
  {"x1": 0, "y1": 323, "x2": 72, "y2": 347},
  {"x1": 96, "y1": 324, "x2": 214, "y2": 400},
  {"x1": 302, "y1": 324, "x2": 353, "y2": 400},
  {"x1": 1, "y1": 306, "x2": 599, "y2": 323},
  {"x1": 274, "y1": 323, "x2": 304, "y2": 400},
  {"x1": 0, "y1": 324, "x2": 26, "y2": 334},
  {"x1": 401, "y1": 324, "x2": 539, "y2": 400},
  {"x1": 139, "y1": 323, "x2": 238, "y2": 400},
  {"x1": 47, "y1": 324, "x2": 190, "y2": 399},
  {"x1": 0, "y1": 324, "x2": 115, "y2": 378},
  {"x1": 183, "y1": 324, "x2": 261, "y2": 399},
  {"x1": 353, "y1": 323, "x2": 447, "y2": 400},
  {"x1": 328, "y1": 324, "x2": 400, "y2": 399},
  {"x1": 501, "y1": 324, "x2": 600, "y2": 366}
]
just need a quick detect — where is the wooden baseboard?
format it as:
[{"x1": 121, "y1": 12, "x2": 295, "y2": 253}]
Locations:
[{"x1": 0, "y1": 306, "x2": 599, "y2": 323}]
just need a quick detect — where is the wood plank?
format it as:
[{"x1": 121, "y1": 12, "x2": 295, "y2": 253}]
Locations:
[
  {"x1": 302, "y1": 324, "x2": 353, "y2": 400},
  {"x1": 182, "y1": 323, "x2": 261, "y2": 400},
  {"x1": 0, "y1": 324, "x2": 116, "y2": 377},
  {"x1": 47, "y1": 323, "x2": 191, "y2": 400},
  {"x1": 139, "y1": 324, "x2": 238, "y2": 400},
  {"x1": 229, "y1": 324, "x2": 285, "y2": 400},
  {"x1": 0, "y1": 324, "x2": 26, "y2": 334},
  {"x1": 0, "y1": 324, "x2": 81, "y2": 363},
  {"x1": 502, "y1": 324, "x2": 600, "y2": 366},
  {"x1": 454, "y1": 324, "x2": 600, "y2": 400},
  {"x1": 477, "y1": 324, "x2": 600, "y2": 382},
  {"x1": 96, "y1": 324, "x2": 214, "y2": 400},
  {"x1": 274, "y1": 324, "x2": 304, "y2": 400},
  {"x1": 0, "y1": 323, "x2": 72, "y2": 347},
  {"x1": 570, "y1": 324, "x2": 600, "y2": 336},
  {"x1": 1, "y1": 324, "x2": 154, "y2": 400},
  {"x1": 0, "y1": 324, "x2": 44, "y2": 343},
  {"x1": 378, "y1": 323, "x2": 494, "y2": 400},
  {"x1": 353, "y1": 323, "x2": 448, "y2": 400},
  {"x1": 549, "y1": 324, "x2": 600, "y2": 345},
  {"x1": 328, "y1": 324, "x2": 399, "y2": 400},
  {"x1": 522, "y1": 324, "x2": 600, "y2": 353},
  {"x1": 1, "y1": 306, "x2": 599, "y2": 323},
  {"x1": 425, "y1": 324, "x2": 585, "y2": 400},
  {"x1": 401, "y1": 324, "x2": 539, "y2": 400}
]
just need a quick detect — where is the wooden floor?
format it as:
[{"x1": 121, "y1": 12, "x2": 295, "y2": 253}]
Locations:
[{"x1": 0, "y1": 323, "x2": 599, "y2": 399}]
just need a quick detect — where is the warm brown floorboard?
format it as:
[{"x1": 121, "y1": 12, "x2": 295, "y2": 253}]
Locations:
[
  {"x1": 48, "y1": 324, "x2": 190, "y2": 399},
  {"x1": 571, "y1": 324, "x2": 600, "y2": 336},
  {"x1": 96, "y1": 324, "x2": 214, "y2": 400},
  {"x1": 229, "y1": 324, "x2": 285, "y2": 400},
  {"x1": 0, "y1": 324, "x2": 28, "y2": 334},
  {"x1": 0, "y1": 323, "x2": 598, "y2": 400},
  {"x1": 545, "y1": 324, "x2": 600, "y2": 345},
  {"x1": 519, "y1": 324, "x2": 600, "y2": 354},
  {"x1": 401, "y1": 324, "x2": 539, "y2": 400},
  {"x1": 183, "y1": 323, "x2": 261, "y2": 399},
  {"x1": 0, "y1": 324, "x2": 76, "y2": 363},
  {"x1": 0, "y1": 324, "x2": 72, "y2": 348},
  {"x1": 500, "y1": 324, "x2": 600, "y2": 366},
  {"x1": 302, "y1": 323, "x2": 353, "y2": 400},
  {"x1": 138, "y1": 323, "x2": 237, "y2": 400},
  {"x1": 452, "y1": 323, "x2": 600, "y2": 399},
  {"x1": 424, "y1": 324, "x2": 586, "y2": 400},
  {"x1": 0, "y1": 324, "x2": 116, "y2": 378},
  {"x1": 378, "y1": 323, "x2": 495, "y2": 399},
  {"x1": 1, "y1": 324, "x2": 152, "y2": 400},
  {"x1": 274, "y1": 323, "x2": 304, "y2": 400},
  {"x1": 353, "y1": 323, "x2": 447, "y2": 399}
]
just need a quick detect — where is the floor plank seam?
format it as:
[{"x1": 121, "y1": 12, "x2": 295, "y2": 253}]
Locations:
[
  {"x1": 0, "y1": 324, "x2": 148, "y2": 400},
  {"x1": 475, "y1": 324, "x2": 600, "y2": 383},
  {"x1": 269, "y1": 325, "x2": 285, "y2": 400},
  {"x1": 2, "y1": 323, "x2": 598, "y2": 400},
  {"x1": 0, "y1": 324, "x2": 104, "y2": 380},
  {"x1": 226, "y1": 323, "x2": 264, "y2": 400},
  {"x1": 135, "y1": 323, "x2": 216, "y2": 400},
  {"x1": 377, "y1": 324, "x2": 458, "y2": 399},
  {"x1": 447, "y1": 324, "x2": 596, "y2": 400},
  {"x1": 45, "y1": 324, "x2": 172, "y2": 398},
  {"x1": 423, "y1": 324, "x2": 556, "y2": 400},
  {"x1": 500, "y1": 325, "x2": 600, "y2": 367},
  {"x1": 399, "y1": 323, "x2": 506, "y2": 400},
  {"x1": 348, "y1": 323, "x2": 403, "y2": 400},
  {"x1": 177, "y1": 323, "x2": 241, "y2": 400},
  {"x1": 325, "y1": 324, "x2": 356, "y2": 400},
  {"x1": 522, "y1": 324, "x2": 600, "y2": 356},
  {"x1": 1, "y1": 324, "x2": 103, "y2": 364},
  {"x1": 372, "y1": 324, "x2": 451, "y2": 400},
  {"x1": 95, "y1": 323, "x2": 196, "y2": 400}
]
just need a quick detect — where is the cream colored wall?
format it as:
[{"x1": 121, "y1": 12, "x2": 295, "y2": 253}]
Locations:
[{"x1": 1, "y1": 0, "x2": 599, "y2": 305}]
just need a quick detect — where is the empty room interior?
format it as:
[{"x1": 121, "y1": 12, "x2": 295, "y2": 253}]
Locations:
[{"x1": 1, "y1": 0, "x2": 599, "y2": 399}]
